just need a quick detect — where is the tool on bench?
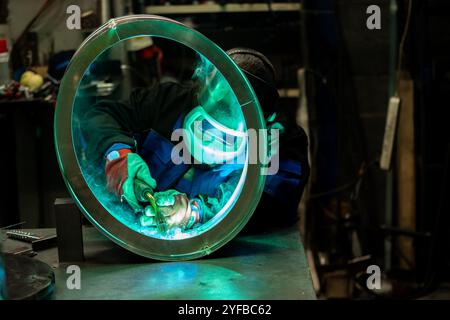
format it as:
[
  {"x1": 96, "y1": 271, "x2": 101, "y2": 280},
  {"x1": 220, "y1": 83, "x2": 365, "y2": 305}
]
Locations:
[{"x1": 6, "y1": 230, "x2": 57, "y2": 251}]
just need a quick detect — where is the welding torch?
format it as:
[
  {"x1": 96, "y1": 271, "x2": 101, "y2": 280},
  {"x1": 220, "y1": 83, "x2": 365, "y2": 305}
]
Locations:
[{"x1": 134, "y1": 179, "x2": 167, "y2": 232}]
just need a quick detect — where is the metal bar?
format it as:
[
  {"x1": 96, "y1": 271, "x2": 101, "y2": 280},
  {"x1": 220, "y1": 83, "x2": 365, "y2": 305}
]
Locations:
[
  {"x1": 384, "y1": 0, "x2": 399, "y2": 272},
  {"x1": 145, "y1": 3, "x2": 302, "y2": 15}
]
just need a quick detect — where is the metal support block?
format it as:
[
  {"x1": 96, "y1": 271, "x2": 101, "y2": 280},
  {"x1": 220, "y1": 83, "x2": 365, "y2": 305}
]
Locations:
[{"x1": 54, "y1": 198, "x2": 84, "y2": 262}]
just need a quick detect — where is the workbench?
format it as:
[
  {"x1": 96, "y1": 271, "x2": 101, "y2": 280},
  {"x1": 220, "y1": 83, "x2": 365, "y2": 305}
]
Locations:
[{"x1": 1, "y1": 226, "x2": 316, "y2": 300}]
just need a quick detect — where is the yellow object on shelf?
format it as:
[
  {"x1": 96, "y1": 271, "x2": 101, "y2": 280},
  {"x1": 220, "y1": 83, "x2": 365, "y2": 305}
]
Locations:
[
  {"x1": 20, "y1": 71, "x2": 44, "y2": 92},
  {"x1": 20, "y1": 71, "x2": 34, "y2": 85}
]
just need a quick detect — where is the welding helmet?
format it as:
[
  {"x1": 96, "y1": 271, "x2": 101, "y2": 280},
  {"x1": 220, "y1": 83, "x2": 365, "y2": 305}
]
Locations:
[
  {"x1": 183, "y1": 106, "x2": 247, "y2": 165},
  {"x1": 183, "y1": 55, "x2": 247, "y2": 165}
]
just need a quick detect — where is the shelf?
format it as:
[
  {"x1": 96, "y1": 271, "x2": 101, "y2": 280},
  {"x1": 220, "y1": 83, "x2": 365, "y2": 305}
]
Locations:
[
  {"x1": 145, "y1": 3, "x2": 302, "y2": 15},
  {"x1": 278, "y1": 88, "x2": 300, "y2": 98}
]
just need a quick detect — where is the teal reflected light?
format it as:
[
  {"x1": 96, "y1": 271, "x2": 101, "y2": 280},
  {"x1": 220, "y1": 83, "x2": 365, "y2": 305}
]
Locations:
[
  {"x1": 55, "y1": 15, "x2": 267, "y2": 261},
  {"x1": 193, "y1": 54, "x2": 245, "y2": 130},
  {"x1": 144, "y1": 263, "x2": 246, "y2": 299}
]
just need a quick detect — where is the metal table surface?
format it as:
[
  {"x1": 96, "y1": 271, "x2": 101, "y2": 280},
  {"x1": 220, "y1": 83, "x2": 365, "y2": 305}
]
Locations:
[{"x1": 1, "y1": 226, "x2": 316, "y2": 300}]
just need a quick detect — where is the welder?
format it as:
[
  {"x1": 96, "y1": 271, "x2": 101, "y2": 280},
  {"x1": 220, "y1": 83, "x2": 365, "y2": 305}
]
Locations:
[{"x1": 83, "y1": 48, "x2": 309, "y2": 232}]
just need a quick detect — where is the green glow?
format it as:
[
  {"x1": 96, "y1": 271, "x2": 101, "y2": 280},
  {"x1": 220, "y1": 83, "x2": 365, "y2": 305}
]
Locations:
[
  {"x1": 193, "y1": 55, "x2": 244, "y2": 131},
  {"x1": 267, "y1": 112, "x2": 277, "y2": 122},
  {"x1": 182, "y1": 55, "x2": 248, "y2": 165}
]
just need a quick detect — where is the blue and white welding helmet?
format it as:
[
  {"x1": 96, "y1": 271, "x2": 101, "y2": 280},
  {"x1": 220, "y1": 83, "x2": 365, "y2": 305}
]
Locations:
[{"x1": 182, "y1": 55, "x2": 247, "y2": 165}]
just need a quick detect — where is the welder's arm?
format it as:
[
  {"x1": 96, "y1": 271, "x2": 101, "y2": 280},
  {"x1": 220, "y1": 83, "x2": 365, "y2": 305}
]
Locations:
[
  {"x1": 83, "y1": 83, "x2": 195, "y2": 162},
  {"x1": 105, "y1": 149, "x2": 157, "y2": 213},
  {"x1": 191, "y1": 172, "x2": 242, "y2": 226},
  {"x1": 86, "y1": 101, "x2": 134, "y2": 152},
  {"x1": 82, "y1": 87, "x2": 163, "y2": 213},
  {"x1": 83, "y1": 89, "x2": 159, "y2": 161}
]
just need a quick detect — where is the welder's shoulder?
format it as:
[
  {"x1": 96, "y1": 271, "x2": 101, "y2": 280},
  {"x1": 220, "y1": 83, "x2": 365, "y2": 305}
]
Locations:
[
  {"x1": 285, "y1": 122, "x2": 309, "y2": 148},
  {"x1": 129, "y1": 81, "x2": 196, "y2": 110},
  {"x1": 276, "y1": 112, "x2": 308, "y2": 146},
  {"x1": 275, "y1": 111, "x2": 309, "y2": 163}
]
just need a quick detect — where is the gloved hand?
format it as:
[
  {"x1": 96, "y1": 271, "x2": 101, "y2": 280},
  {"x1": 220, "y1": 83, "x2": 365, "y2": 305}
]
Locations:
[
  {"x1": 139, "y1": 190, "x2": 204, "y2": 230},
  {"x1": 105, "y1": 148, "x2": 157, "y2": 212},
  {"x1": 155, "y1": 190, "x2": 193, "y2": 229},
  {"x1": 154, "y1": 189, "x2": 183, "y2": 207}
]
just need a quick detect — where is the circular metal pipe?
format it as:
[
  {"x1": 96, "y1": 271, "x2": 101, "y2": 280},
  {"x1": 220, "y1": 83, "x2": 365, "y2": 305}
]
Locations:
[{"x1": 55, "y1": 15, "x2": 267, "y2": 261}]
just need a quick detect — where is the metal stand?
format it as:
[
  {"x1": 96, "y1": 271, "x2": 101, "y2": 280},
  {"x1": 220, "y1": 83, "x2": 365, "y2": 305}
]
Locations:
[{"x1": 54, "y1": 198, "x2": 84, "y2": 262}]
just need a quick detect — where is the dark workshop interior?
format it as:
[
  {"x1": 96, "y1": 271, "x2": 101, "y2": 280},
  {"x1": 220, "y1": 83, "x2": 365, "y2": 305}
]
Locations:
[{"x1": 0, "y1": 0, "x2": 449, "y2": 302}]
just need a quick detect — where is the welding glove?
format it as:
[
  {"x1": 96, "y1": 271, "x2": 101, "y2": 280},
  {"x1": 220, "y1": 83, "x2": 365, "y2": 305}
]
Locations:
[
  {"x1": 151, "y1": 190, "x2": 204, "y2": 230},
  {"x1": 105, "y1": 148, "x2": 157, "y2": 213},
  {"x1": 154, "y1": 190, "x2": 192, "y2": 229}
]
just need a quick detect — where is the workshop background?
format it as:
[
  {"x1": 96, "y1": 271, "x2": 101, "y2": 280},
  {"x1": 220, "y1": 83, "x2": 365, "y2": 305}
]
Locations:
[{"x1": 0, "y1": 0, "x2": 449, "y2": 299}]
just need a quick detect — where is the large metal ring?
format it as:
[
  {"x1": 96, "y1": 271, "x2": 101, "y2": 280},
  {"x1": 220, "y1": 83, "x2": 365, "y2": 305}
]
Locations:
[{"x1": 55, "y1": 15, "x2": 266, "y2": 261}]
